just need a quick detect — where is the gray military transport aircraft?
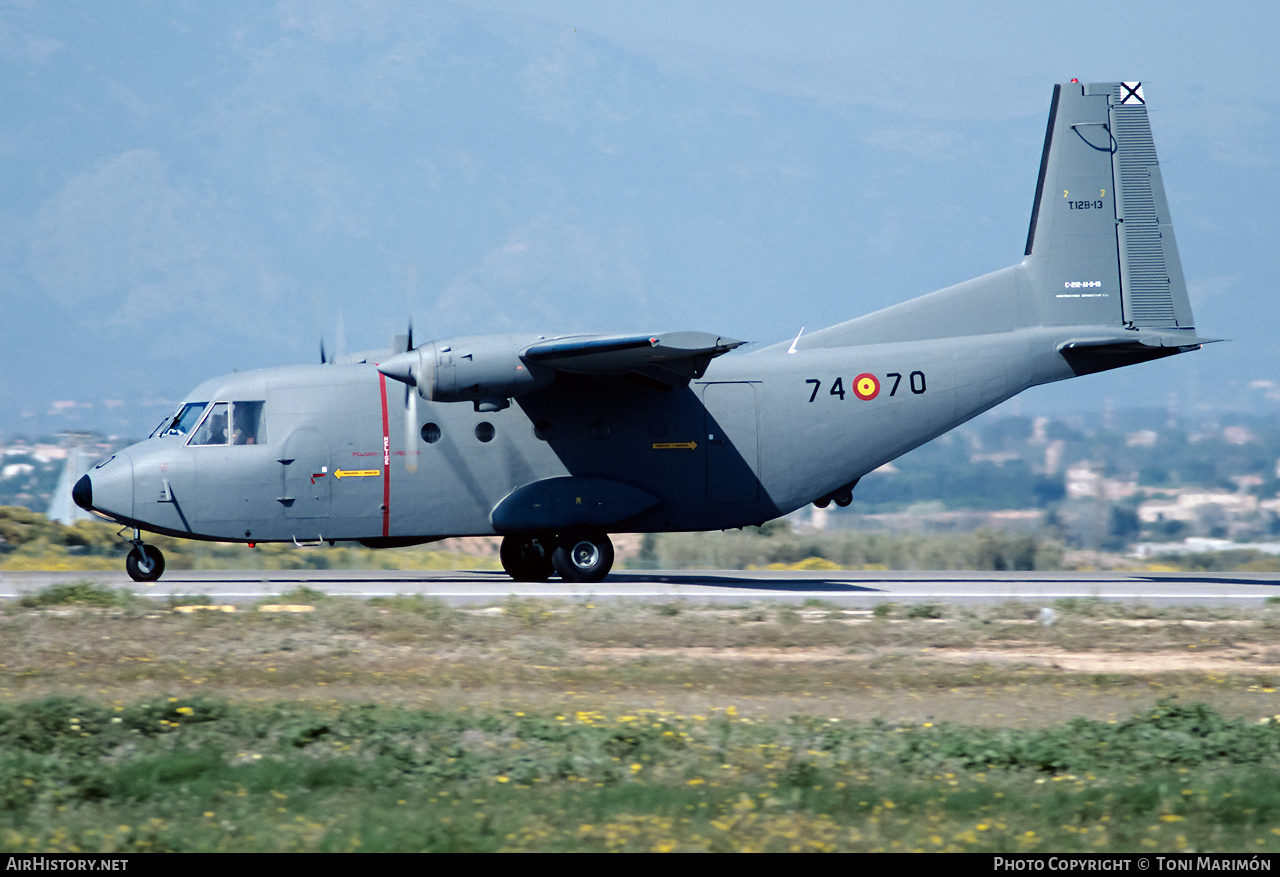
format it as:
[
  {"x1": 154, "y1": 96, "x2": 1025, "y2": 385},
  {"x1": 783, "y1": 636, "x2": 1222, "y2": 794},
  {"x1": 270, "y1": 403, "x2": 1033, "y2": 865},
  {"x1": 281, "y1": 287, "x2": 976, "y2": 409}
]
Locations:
[{"x1": 75, "y1": 81, "x2": 1212, "y2": 584}]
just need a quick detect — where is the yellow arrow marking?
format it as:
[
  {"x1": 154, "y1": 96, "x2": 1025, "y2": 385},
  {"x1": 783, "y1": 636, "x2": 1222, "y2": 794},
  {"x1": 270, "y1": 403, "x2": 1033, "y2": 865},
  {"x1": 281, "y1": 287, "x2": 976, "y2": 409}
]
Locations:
[
  {"x1": 334, "y1": 469, "x2": 381, "y2": 479},
  {"x1": 652, "y1": 441, "x2": 698, "y2": 450}
]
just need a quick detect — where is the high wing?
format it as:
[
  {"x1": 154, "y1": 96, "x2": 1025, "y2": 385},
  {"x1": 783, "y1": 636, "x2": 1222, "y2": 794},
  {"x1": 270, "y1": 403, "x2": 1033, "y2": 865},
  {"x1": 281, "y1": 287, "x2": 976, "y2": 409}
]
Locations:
[
  {"x1": 376, "y1": 330, "x2": 744, "y2": 407},
  {"x1": 522, "y1": 331, "x2": 745, "y2": 387}
]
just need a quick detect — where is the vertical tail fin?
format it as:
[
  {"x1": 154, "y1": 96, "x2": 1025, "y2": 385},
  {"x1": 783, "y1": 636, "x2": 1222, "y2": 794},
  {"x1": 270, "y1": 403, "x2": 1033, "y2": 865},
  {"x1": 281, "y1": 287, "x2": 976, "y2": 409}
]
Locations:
[
  {"x1": 797, "y1": 80, "x2": 1209, "y2": 352},
  {"x1": 1024, "y1": 80, "x2": 1194, "y2": 332}
]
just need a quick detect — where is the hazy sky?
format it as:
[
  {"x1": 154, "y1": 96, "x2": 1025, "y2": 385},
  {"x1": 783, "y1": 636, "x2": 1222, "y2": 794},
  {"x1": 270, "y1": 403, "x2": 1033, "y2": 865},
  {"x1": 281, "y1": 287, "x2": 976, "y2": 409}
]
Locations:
[{"x1": 2, "y1": 0, "x2": 1276, "y2": 437}]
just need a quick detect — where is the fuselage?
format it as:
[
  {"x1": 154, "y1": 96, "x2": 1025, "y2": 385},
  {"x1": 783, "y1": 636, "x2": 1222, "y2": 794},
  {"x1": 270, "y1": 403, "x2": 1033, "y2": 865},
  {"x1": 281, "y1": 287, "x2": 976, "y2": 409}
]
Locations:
[
  {"x1": 76, "y1": 324, "x2": 1087, "y2": 545},
  {"x1": 71, "y1": 81, "x2": 1206, "y2": 585}
]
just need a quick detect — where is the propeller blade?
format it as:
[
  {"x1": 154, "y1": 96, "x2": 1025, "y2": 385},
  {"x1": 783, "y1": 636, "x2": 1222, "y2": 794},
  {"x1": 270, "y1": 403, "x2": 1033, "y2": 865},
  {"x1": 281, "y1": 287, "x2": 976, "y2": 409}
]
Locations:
[
  {"x1": 320, "y1": 339, "x2": 328, "y2": 365},
  {"x1": 403, "y1": 322, "x2": 419, "y2": 472},
  {"x1": 404, "y1": 384, "x2": 419, "y2": 473}
]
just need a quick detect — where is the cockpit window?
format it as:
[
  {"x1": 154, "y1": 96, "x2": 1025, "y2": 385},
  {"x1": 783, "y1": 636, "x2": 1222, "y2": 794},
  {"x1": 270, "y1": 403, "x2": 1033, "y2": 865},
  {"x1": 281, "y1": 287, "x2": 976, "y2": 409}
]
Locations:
[
  {"x1": 153, "y1": 402, "x2": 210, "y2": 438},
  {"x1": 232, "y1": 401, "x2": 266, "y2": 445},
  {"x1": 189, "y1": 402, "x2": 230, "y2": 446},
  {"x1": 187, "y1": 401, "x2": 267, "y2": 447}
]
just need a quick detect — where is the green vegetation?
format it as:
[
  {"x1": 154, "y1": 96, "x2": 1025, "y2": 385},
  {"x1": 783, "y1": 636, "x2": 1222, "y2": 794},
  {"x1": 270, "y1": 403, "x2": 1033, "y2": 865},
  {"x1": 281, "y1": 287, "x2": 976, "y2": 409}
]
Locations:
[
  {"x1": 0, "y1": 506, "x2": 500, "y2": 573},
  {"x1": 7, "y1": 503, "x2": 1280, "y2": 573},
  {"x1": 1, "y1": 592, "x2": 1280, "y2": 850},
  {"x1": 639, "y1": 526, "x2": 1062, "y2": 571},
  {"x1": 2, "y1": 695, "x2": 1280, "y2": 852},
  {"x1": 1156, "y1": 549, "x2": 1280, "y2": 573},
  {"x1": 17, "y1": 580, "x2": 136, "y2": 610}
]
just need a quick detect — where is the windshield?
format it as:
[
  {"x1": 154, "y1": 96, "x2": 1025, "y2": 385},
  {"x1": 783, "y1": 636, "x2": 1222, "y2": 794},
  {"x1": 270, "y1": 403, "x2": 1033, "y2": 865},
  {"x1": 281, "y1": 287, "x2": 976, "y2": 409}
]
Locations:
[{"x1": 152, "y1": 402, "x2": 209, "y2": 438}]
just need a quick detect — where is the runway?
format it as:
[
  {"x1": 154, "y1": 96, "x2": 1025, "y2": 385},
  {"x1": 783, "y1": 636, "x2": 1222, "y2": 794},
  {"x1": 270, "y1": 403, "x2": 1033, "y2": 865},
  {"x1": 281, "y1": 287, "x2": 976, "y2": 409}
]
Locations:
[{"x1": 2, "y1": 568, "x2": 1278, "y2": 606}]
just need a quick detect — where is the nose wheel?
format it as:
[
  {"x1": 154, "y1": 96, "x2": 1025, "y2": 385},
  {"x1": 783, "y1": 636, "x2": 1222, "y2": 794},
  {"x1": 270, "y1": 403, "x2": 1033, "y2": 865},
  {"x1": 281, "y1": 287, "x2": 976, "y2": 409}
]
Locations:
[{"x1": 125, "y1": 543, "x2": 166, "y2": 583}]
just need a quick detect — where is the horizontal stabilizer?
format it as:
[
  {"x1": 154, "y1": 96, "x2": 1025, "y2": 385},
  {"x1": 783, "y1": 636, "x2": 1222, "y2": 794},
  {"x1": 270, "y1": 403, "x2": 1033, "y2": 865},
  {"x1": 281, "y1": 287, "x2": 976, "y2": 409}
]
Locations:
[{"x1": 1058, "y1": 330, "x2": 1219, "y2": 376}]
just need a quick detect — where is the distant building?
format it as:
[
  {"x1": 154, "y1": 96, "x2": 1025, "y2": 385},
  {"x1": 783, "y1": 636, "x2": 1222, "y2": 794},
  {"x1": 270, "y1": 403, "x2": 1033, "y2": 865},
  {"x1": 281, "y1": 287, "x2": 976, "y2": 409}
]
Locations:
[
  {"x1": 1065, "y1": 464, "x2": 1136, "y2": 500},
  {"x1": 1131, "y1": 538, "x2": 1280, "y2": 558},
  {"x1": 1138, "y1": 491, "x2": 1259, "y2": 524}
]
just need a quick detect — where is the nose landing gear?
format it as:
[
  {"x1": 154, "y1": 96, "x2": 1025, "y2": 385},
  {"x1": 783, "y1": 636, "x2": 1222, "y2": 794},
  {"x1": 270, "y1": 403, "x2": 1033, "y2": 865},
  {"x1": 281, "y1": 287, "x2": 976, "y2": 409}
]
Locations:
[{"x1": 121, "y1": 528, "x2": 166, "y2": 583}]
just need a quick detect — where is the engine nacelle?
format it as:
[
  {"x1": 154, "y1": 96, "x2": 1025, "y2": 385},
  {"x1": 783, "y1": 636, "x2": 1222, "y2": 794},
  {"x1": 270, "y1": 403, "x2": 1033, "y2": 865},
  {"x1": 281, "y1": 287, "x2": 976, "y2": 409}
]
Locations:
[{"x1": 378, "y1": 335, "x2": 553, "y2": 409}]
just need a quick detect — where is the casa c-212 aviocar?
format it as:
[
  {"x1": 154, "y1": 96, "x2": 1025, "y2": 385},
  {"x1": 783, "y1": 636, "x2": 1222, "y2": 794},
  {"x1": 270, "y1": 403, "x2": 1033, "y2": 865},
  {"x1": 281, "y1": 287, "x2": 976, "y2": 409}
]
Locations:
[{"x1": 75, "y1": 81, "x2": 1213, "y2": 584}]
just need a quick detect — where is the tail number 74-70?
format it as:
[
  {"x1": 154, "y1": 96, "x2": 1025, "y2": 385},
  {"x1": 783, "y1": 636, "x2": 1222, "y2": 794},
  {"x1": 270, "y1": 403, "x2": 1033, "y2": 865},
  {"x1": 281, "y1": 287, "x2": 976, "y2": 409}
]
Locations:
[{"x1": 805, "y1": 371, "x2": 926, "y2": 403}]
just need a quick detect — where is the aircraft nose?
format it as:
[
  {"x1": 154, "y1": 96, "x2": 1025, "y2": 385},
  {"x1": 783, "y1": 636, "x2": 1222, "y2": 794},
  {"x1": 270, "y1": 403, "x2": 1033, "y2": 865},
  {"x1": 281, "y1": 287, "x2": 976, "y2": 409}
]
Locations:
[
  {"x1": 72, "y1": 474, "x2": 93, "y2": 511},
  {"x1": 75, "y1": 453, "x2": 134, "y2": 521}
]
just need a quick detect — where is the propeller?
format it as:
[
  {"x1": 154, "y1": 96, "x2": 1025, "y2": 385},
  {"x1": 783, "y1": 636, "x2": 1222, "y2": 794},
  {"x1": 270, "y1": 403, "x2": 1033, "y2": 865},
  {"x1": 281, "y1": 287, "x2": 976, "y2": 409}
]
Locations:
[{"x1": 401, "y1": 321, "x2": 418, "y2": 473}]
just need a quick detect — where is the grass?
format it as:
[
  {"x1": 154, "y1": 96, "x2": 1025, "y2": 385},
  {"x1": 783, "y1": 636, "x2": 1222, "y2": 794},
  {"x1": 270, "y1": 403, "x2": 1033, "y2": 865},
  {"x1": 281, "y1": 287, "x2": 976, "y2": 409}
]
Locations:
[
  {"x1": 17, "y1": 580, "x2": 137, "y2": 610},
  {"x1": 4, "y1": 583, "x2": 1280, "y2": 850},
  {"x1": 2, "y1": 695, "x2": 1280, "y2": 851}
]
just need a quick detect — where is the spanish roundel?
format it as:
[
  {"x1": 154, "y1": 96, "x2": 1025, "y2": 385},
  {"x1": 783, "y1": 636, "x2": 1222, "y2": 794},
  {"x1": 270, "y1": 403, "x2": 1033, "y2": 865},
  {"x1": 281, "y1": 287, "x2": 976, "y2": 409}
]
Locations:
[{"x1": 853, "y1": 373, "x2": 880, "y2": 401}]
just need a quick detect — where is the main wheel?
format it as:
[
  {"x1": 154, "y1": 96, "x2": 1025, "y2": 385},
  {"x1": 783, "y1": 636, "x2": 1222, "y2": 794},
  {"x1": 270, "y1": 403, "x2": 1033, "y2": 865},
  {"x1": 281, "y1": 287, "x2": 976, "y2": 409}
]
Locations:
[
  {"x1": 552, "y1": 531, "x2": 614, "y2": 583},
  {"x1": 126, "y1": 544, "x2": 166, "y2": 583},
  {"x1": 500, "y1": 535, "x2": 554, "y2": 582}
]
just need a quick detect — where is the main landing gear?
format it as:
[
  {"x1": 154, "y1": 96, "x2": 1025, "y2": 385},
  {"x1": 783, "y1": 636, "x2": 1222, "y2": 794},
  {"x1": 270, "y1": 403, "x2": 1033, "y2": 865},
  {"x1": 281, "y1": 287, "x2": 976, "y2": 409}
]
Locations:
[
  {"x1": 122, "y1": 529, "x2": 166, "y2": 583},
  {"x1": 813, "y1": 478, "x2": 861, "y2": 509},
  {"x1": 499, "y1": 530, "x2": 614, "y2": 583}
]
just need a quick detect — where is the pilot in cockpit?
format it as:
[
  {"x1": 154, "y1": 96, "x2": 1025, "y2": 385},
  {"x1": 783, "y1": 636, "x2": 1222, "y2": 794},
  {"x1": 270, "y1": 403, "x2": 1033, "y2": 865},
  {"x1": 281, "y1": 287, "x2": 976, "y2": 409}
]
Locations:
[{"x1": 204, "y1": 411, "x2": 228, "y2": 445}]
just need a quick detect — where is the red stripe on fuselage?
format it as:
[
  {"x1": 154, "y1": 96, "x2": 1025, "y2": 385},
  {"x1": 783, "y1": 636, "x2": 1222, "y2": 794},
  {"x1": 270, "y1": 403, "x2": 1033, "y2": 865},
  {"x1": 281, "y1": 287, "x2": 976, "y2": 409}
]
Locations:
[{"x1": 378, "y1": 372, "x2": 391, "y2": 538}]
